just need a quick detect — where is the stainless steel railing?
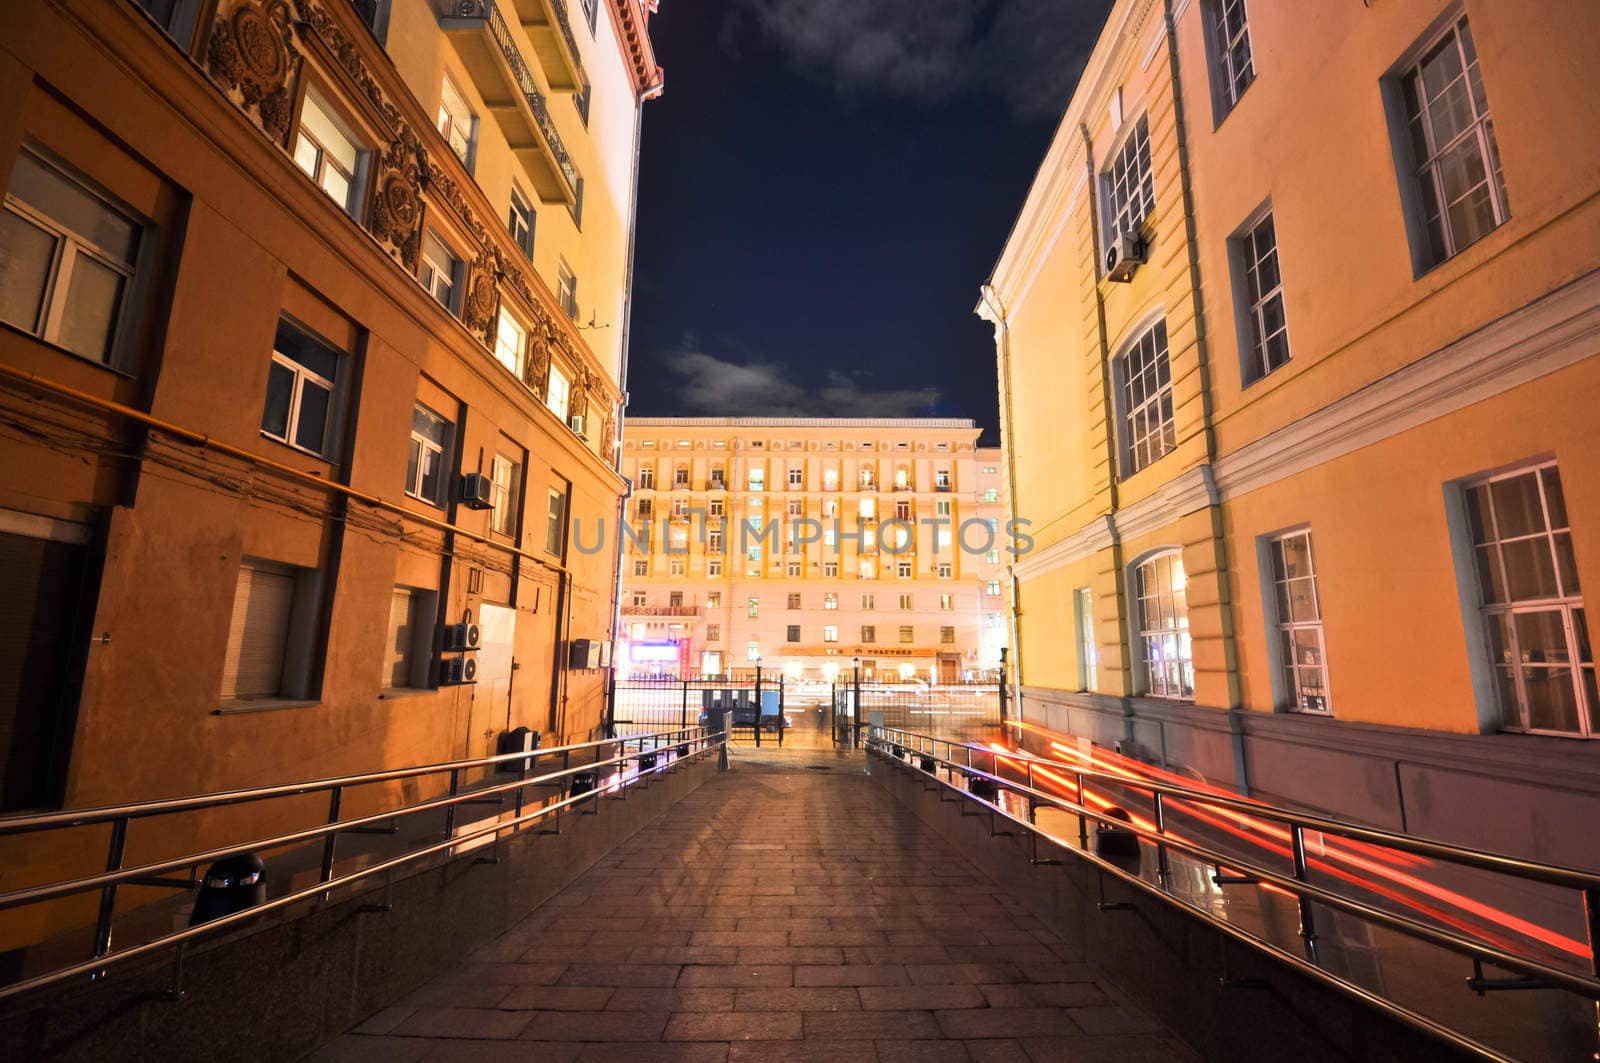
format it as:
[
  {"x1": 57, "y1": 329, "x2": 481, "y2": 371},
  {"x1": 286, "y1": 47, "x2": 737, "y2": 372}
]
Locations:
[
  {"x1": 865, "y1": 725, "x2": 1600, "y2": 1063},
  {"x1": 0, "y1": 727, "x2": 721, "y2": 1002}
]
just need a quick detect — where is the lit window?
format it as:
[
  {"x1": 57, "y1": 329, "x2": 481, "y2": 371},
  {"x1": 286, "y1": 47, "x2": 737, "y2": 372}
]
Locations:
[
  {"x1": 546, "y1": 363, "x2": 571, "y2": 421},
  {"x1": 787, "y1": 593, "x2": 801, "y2": 610},
  {"x1": 631, "y1": 592, "x2": 646, "y2": 607},
  {"x1": 824, "y1": 625, "x2": 839, "y2": 643},
  {"x1": 420, "y1": 230, "x2": 461, "y2": 312},
  {"x1": 1464, "y1": 463, "x2": 1591, "y2": 735},
  {"x1": 436, "y1": 75, "x2": 476, "y2": 169},
  {"x1": 824, "y1": 593, "x2": 838, "y2": 610},
  {"x1": 747, "y1": 597, "x2": 759, "y2": 618},
  {"x1": 1205, "y1": 0, "x2": 1255, "y2": 116},
  {"x1": 824, "y1": 562, "x2": 838, "y2": 577},
  {"x1": 634, "y1": 559, "x2": 648, "y2": 576},
  {"x1": 707, "y1": 592, "x2": 721, "y2": 608},
  {"x1": 293, "y1": 92, "x2": 364, "y2": 214},
  {"x1": 707, "y1": 623, "x2": 721, "y2": 642},
  {"x1": 1075, "y1": 588, "x2": 1097, "y2": 692},
  {"x1": 494, "y1": 308, "x2": 526, "y2": 377},
  {"x1": 1238, "y1": 212, "x2": 1289, "y2": 385},
  {"x1": 898, "y1": 626, "x2": 914, "y2": 644},
  {"x1": 747, "y1": 640, "x2": 760, "y2": 662},
  {"x1": 899, "y1": 593, "x2": 913, "y2": 611},
  {"x1": 939, "y1": 594, "x2": 954, "y2": 611},
  {"x1": 861, "y1": 625, "x2": 876, "y2": 643},
  {"x1": 1119, "y1": 319, "x2": 1176, "y2": 476},
  {"x1": 490, "y1": 453, "x2": 520, "y2": 536},
  {"x1": 987, "y1": 580, "x2": 1002, "y2": 597},
  {"x1": 1, "y1": 148, "x2": 143, "y2": 365},
  {"x1": 862, "y1": 594, "x2": 875, "y2": 610},
  {"x1": 1135, "y1": 552, "x2": 1193, "y2": 699},
  {"x1": 405, "y1": 404, "x2": 452, "y2": 506},
  {"x1": 1267, "y1": 530, "x2": 1330, "y2": 714},
  {"x1": 983, "y1": 488, "x2": 999, "y2": 503},
  {"x1": 860, "y1": 560, "x2": 875, "y2": 578},
  {"x1": 749, "y1": 468, "x2": 765, "y2": 491},
  {"x1": 1103, "y1": 116, "x2": 1154, "y2": 241},
  {"x1": 940, "y1": 626, "x2": 954, "y2": 645},
  {"x1": 1398, "y1": 16, "x2": 1509, "y2": 266},
  {"x1": 261, "y1": 318, "x2": 342, "y2": 459}
]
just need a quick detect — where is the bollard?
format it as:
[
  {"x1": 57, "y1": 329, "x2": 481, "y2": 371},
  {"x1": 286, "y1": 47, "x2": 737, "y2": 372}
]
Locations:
[{"x1": 189, "y1": 853, "x2": 266, "y2": 926}]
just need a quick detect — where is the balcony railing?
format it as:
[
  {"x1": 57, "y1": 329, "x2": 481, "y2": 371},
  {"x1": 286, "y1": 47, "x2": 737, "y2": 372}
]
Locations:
[
  {"x1": 622, "y1": 604, "x2": 701, "y2": 617},
  {"x1": 438, "y1": 0, "x2": 579, "y2": 203},
  {"x1": 509, "y1": 0, "x2": 587, "y2": 91}
]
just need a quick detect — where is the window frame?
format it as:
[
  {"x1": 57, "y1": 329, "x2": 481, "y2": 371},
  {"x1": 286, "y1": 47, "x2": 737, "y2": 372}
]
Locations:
[
  {"x1": 508, "y1": 185, "x2": 535, "y2": 258},
  {"x1": 545, "y1": 482, "x2": 569, "y2": 557},
  {"x1": 1233, "y1": 206, "x2": 1291, "y2": 386},
  {"x1": 490, "y1": 452, "x2": 521, "y2": 537},
  {"x1": 494, "y1": 306, "x2": 527, "y2": 378},
  {"x1": 1117, "y1": 318, "x2": 1176, "y2": 478},
  {"x1": 557, "y1": 258, "x2": 578, "y2": 319},
  {"x1": 1100, "y1": 114, "x2": 1155, "y2": 248},
  {"x1": 1131, "y1": 550, "x2": 1194, "y2": 700},
  {"x1": 1204, "y1": 0, "x2": 1256, "y2": 121},
  {"x1": 1262, "y1": 528, "x2": 1332, "y2": 715},
  {"x1": 405, "y1": 403, "x2": 453, "y2": 507},
  {"x1": 293, "y1": 89, "x2": 368, "y2": 218},
  {"x1": 436, "y1": 73, "x2": 478, "y2": 172},
  {"x1": 546, "y1": 362, "x2": 571, "y2": 421},
  {"x1": 420, "y1": 229, "x2": 462, "y2": 314}
]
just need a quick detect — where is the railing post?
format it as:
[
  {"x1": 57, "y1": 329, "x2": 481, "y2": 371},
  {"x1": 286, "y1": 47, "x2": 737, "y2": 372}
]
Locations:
[
  {"x1": 852, "y1": 663, "x2": 862, "y2": 749},
  {"x1": 778, "y1": 678, "x2": 785, "y2": 747},
  {"x1": 680, "y1": 677, "x2": 689, "y2": 730},
  {"x1": 443, "y1": 768, "x2": 460, "y2": 842},
  {"x1": 753, "y1": 665, "x2": 762, "y2": 748},
  {"x1": 1291, "y1": 824, "x2": 1318, "y2": 944},
  {"x1": 320, "y1": 785, "x2": 343, "y2": 883},
  {"x1": 93, "y1": 817, "x2": 129, "y2": 961},
  {"x1": 1076, "y1": 773, "x2": 1089, "y2": 849},
  {"x1": 1153, "y1": 791, "x2": 1171, "y2": 883},
  {"x1": 997, "y1": 646, "x2": 1009, "y2": 729}
]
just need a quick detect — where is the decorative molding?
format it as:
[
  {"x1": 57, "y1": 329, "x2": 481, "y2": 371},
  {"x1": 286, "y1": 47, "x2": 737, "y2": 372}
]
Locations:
[
  {"x1": 1014, "y1": 513, "x2": 1115, "y2": 581},
  {"x1": 368, "y1": 128, "x2": 426, "y2": 270},
  {"x1": 625, "y1": 417, "x2": 979, "y2": 429},
  {"x1": 205, "y1": 0, "x2": 299, "y2": 145},
  {"x1": 1116, "y1": 462, "x2": 1216, "y2": 541},
  {"x1": 1214, "y1": 266, "x2": 1600, "y2": 501},
  {"x1": 606, "y1": 0, "x2": 661, "y2": 94}
]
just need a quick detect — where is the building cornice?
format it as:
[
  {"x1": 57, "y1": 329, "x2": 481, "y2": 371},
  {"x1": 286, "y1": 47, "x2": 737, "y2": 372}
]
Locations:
[
  {"x1": 625, "y1": 417, "x2": 978, "y2": 429},
  {"x1": 606, "y1": 0, "x2": 661, "y2": 94}
]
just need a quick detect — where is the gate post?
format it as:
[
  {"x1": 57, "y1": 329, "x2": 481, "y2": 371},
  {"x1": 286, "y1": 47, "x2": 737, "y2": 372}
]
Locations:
[
  {"x1": 681, "y1": 677, "x2": 689, "y2": 730},
  {"x1": 852, "y1": 658, "x2": 862, "y2": 749},
  {"x1": 997, "y1": 647, "x2": 1009, "y2": 732}
]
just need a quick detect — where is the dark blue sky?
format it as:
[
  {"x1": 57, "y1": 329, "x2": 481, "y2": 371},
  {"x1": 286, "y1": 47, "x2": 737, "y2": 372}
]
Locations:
[{"x1": 625, "y1": 1, "x2": 1112, "y2": 442}]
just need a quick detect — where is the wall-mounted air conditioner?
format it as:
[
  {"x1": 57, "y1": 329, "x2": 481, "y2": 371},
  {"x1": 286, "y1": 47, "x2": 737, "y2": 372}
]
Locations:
[{"x1": 1105, "y1": 232, "x2": 1146, "y2": 282}]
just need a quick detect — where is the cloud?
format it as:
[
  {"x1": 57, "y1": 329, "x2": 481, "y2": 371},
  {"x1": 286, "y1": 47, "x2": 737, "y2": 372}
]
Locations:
[
  {"x1": 727, "y1": 0, "x2": 1113, "y2": 118},
  {"x1": 660, "y1": 340, "x2": 941, "y2": 417}
]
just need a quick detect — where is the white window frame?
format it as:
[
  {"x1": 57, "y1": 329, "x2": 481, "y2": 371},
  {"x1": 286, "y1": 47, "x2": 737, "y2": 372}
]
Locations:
[
  {"x1": 546, "y1": 363, "x2": 571, "y2": 421},
  {"x1": 405, "y1": 403, "x2": 452, "y2": 506},
  {"x1": 1204, "y1": 0, "x2": 1255, "y2": 118},
  {"x1": 293, "y1": 90, "x2": 366, "y2": 216},
  {"x1": 824, "y1": 562, "x2": 838, "y2": 577},
  {"x1": 1074, "y1": 588, "x2": 1097, "y2": 692},
  {"x1": 2, "y1": 149, "x2": 146, "y2": 368},
  {"x1": 545, "y1": 485, "x2": 568, "y2": 556},
  {"x1": 1102, "y1": 115, "x2": 1154, "y2": 245},
  {"x1": 1263, "y1": 528, "x2": 1331, "y2": 714},
  {"x1": 490, "y1": 453, "x2": 520, "y2": 536},
  {"x1": 1235, "y1": 208, "x2": 1290, "y2": 385},
  {"x1": 508, "y1": 185, "x2": 534, "y2": 258},
  {"x1": 1132, "y1": 551, "x2": 1194, "y2": 700},
  {"x1": 708, "y1": 560, "x2": 722, "y2": 577},
  {"x1": 557, "y1": 258, "x2": 578, "y2": 319},
  {"x1": 494, "y1": 307, "x2": 526, "y2": 378},
  {"x1": 1118, "y1": 318, "x2": 1176, "y2": 477},
  {"x1": 634, "y1": 559, "x2": 648, "y2": 577},
  {"x1": 824, "y1": 625, "x2": 839, "y2": 643},
  {"x1": 420, "y1": 229, "x2": 461, "y2": 313},
  {"x1": 261, "y1": 320, "x2": 341, "y2": 459},
  {"x1": 436, "y1": 74, "x2": 478, "y2": 171}
]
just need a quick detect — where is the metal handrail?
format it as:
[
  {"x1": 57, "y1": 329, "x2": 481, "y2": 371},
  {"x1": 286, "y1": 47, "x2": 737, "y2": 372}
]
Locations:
[
  {"x1": 0, "y1": 727, "x2": 720, "y2": 1003},
  {"x1": 865, "y1": 726, "x2": 1600, "y2": 1062}
]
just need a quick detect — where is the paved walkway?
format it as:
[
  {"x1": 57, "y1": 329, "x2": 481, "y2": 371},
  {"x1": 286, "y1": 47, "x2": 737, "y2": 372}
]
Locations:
[{"x1": 309, "y1": 754, "x2": 1195, "y2": 1062}]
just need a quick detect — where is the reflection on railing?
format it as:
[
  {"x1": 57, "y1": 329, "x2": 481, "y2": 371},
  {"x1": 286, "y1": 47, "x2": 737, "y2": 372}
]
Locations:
[{"x1": 445, "y1": 0, "x2": 579, "y2": 197}]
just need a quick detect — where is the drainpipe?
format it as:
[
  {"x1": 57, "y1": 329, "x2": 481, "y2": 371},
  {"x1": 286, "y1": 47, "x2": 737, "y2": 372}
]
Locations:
[{"x1": 976, "y1": 285, "x2": 1025, "y2": 715}]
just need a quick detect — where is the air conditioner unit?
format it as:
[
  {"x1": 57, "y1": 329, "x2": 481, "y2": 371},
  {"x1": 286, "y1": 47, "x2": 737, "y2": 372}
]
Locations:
[
  {"x1": 568, "y1": 414, "x2": 587, "y2": 439},
  {"x1": 458, "y1": 472, "x2": 495, "y2": 510},
  {"x1": 445, "y1": 622, "x2": 481, "y2": 651},
  {"x1": 441, "y1": 655, "x2": 478, "y2": 685},
  {"x1": 568, "y1": 639, "x2": 602, "y2": 670},
  {"x1": 1105, "y1": 231, "x2": 1146, "y2": 282}
]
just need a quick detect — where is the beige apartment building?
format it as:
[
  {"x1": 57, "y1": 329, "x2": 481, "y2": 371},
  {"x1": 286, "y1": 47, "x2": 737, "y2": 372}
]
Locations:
[
  {"x1": 982, "y1": 0, "x2": 1600, "y2": 866},
  {"x1": 0, "y1": 0, "x2": 661, "y2": 942},
  {"x1": 616, "y1": 418, "x2": 1009, "y2": 684}
]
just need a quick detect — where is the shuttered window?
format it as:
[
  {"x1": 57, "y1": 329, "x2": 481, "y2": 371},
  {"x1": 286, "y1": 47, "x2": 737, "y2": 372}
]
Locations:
[
  {"x1": 221, "y1": 559, "x2": 296, "y2": 701},
  {"x1": 384, "y1": 588, "x2": 420, "y2": 689}
]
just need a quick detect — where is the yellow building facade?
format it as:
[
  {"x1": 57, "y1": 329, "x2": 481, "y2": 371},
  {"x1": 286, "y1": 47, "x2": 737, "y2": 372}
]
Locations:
[
  {"x1": 982, "y1": 0, "x2": 1600, "y2": 865},
  {"x1": 617, "y1": 418, "x2": 1010, "y2": 684},
  {"x1": 0, "y1": 0, "x2": 661, "y2": 943}
]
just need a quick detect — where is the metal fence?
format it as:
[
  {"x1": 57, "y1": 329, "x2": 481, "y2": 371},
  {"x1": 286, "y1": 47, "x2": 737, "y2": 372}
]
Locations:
[
  {"x1": 610, "y1": 678, "x2": 798, "y2": 747},
  {"x1": 831, "y1": 681, "x2": 1004, "y2": 745}
]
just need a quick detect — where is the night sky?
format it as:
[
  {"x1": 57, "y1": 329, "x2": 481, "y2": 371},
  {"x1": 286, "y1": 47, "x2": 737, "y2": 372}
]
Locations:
[{"x1": 625, "y1": 0, "x2": 1114, "y2": 443}]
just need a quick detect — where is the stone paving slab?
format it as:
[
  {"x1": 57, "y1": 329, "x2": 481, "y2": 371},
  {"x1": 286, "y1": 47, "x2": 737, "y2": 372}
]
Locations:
[{"x1": 307, "y1": 755, "x2": 1198, "y2": 1063}]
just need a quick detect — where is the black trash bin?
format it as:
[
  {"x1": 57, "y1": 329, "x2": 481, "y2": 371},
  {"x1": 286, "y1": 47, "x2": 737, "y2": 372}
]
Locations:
[
  {"x1": 569, "y1": 771, "x2": 598, "y2": 797},
  {"x1": 1095, "y1": 806, "x2": 1142, "y2": 859},
  {"x1": 189, "y1": 853, "x2": 266, "y2": 926}
]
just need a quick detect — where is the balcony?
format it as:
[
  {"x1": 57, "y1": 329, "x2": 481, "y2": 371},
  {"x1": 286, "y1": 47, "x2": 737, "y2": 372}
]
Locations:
[
  {"x1": 621, "y1": 604, "x2": 701, "y2": 617},
  {"x1": 437, "y1": 0, "x2": 579, "y2": 204},
  {"x1": 508, "y1": 0, "x2": 587, "y2": 91}
]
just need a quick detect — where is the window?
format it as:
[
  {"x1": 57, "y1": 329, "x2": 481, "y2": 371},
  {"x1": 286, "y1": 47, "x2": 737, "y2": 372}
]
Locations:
[
  {"x1": 983, "y1": 488, "x2": 999, "y2": 504},
  {"x1": 557, "y1": 259, "x2": 578, "y2": 319},
  {"x1": 939, "y1": 594, "x2": 954, "y2": 611},
  {"x1": 937, "y1": 564, "x2": 952, "y2": 580},
  {"x1": 707, "y1": 623, "x2": 721, "y2": 642},
  {"x1": 1464, "y1": 463, "x2": 1591, "y2": 735},
  {"x1": 436, "y1": 75, "x2": 476, "y2": 169},
  {"x1": 261, "y1": 318, "x2": 342, "y2": 459},
  {"x1": 712, "y1": 499, "x2": 726, "y2": 517},
  {"x1": 789, "y1": 467, "x2": 804, "y2": 487},
  {"x1": 860, "y1": 559, "x2": 876, "y2": 579},
  {"x1": 638, "y1": 466, "x2": 655, "y2": 490},
  {"x1": 1, "y1": 148, "x2": 144, "y2": 365},
  {"x1": 1074, "y1": 588, "x2": 1097, "y2": 692},
  {"x1": 707, "y1": 592, "x2": 721, "y2": 608},
  {"x1": 571, "y1": 175, "x2": 585, "y2": 229},
  {"x1": 1237, "y1": 211, "x2": 1289, "y2": 385},
  {"x1": 787, "y1": 593, "x2": 801, "y2": 610},
  {"x1": 669, "y1": 559, "x2": 684, "y2": 576},
  {"x1": 861, "y1": 469, "x2": 876, "y2": 488},
  {"x1": 1267, "y1": 530, "x2": 1330, "y2": 714},
  {"x1": 823, "y1": 562, "x2": 838, "y2": 578},
  {"x1": 899, "y1": 593, "x2": 913, "y2": 611},
  {"x1": 894, "y1": 467, "x2": 909, "y2": 489},
  {"x1": 490, "y1": 453, "x2": 520, "y2": 536},
  {"x1": 384, "y1": 587, "x2": 434, "y2": 689},
  {"x1": 940, "y1": 626, "x2": 955, "y2": 645},
  {"x1": 636, "y1": 498, "x2": 653, "y2": 520},
  {"x1": 634, "y1": 559, "x2": 648, "y2": 576},
  {"x1": 787, "y1": 499, "x2": 802, "y2": 517},
  {"x1": 749, "y1": 468, "x2": 765, "y2": 491},
  {"x1": 708, "y1": 560, "x2": 722, "y2": 577},
  {"x1": 631, "y1": 592, "x2": 646, "y2": 607},
  {"x1": 1398, "y1": 16, "x2": 1509, "y2": 266},
  {"x1": 1120, "y1": 319, "x2": 1176, "y2": 476},
  {"x1": 747, "y1": 640, "x2": 760, "y2": 662},
  {"x1": 546, "y1": 363, "x2": 571, "y2": 421},
  {"x1": 1205, "y1": 0, "x2": 1255, "y2": 116},
  {"x1": 936, "y1": 500, "x2": 952, "y2": 517},
  {"x1": 580, "y1": 0, "x2": 598, "y2": 31},
  {"x1": 747, "y1": 597, "x2": 759, "y2": 618},
  {"x1": 494, "y1": 308, "x2": 526, "y2": 377},
  {"x1": 895, "y1": 500, "x2": 911, "y2": 520},
  {"x1": 405, "y1": 404, "x2": 452, "y2": 506},
  {"x1": 859, "y1": 498, "x2": 876, "y2": 520},
  {"x1": 824, "y1": 593, "x2": 838, "y2": 610},
  {"x1": 545, "y1": 484, "x2": 568, "y2": 556},
  {"x1": 787, "y1": 625, "x2": 801, "y2": 643},
  {"x1": 221, "y1": 558, "x2": 318, "y2": 703},
  {"x1": 862, "y1": 594, "x2": 875, "y2": 610},
  {"x1": 936, "y1": 470, "x2": 950, "y2": 490},
  {"x1": 669, "y1": 591, "x2": 683, "y2": 607},
  {"x1": 787, "y1": 562, "x2": 801, "y2": 578},
  {"x1": 987, "y1": 580, "x2": 1002, "y2": 597},
  {"x1": 898, "y1": 625, "x2": 914, "y2": 644},
  {"x1": 1135, "y1": 552, "x2": 1193, "y2": 699},
  {"x1": 823, "y1": 469, "x2": 839, "y2": 490},
  {"x1": 824, "y1": 625, "x2": 839, "y2": 643},
  {"x1": 861, "y1": 625, "x2": 876, "y2": 644},
  {"x1": 136, "y1": 0, "x2": 204, "y2": 43},
  {"x1": 573, "y1": 82, "x2": 592, "y2": 126},
  {"x1": 708, "y1": 529, "x2": 723, "y2": 553},
  {"x1": 293, "y1": 92, "x2": 365, "y2": 215},
  {"x1": 420, "y1": 230, "x2": 461, "y2": 312},
  {"x1": 508, "y1": 186, "x2": 534, "y2": 258},
  {"x1": 675, "y1": 465, "x2": 690, "y2": 486},
  {"x1": 712, "y1": 467, "x2": 728, "y2": 488},
  {"x1": 986, "y1": 550, "x2": 1000, "y2": 565},
  {"x1": 1103, "y1": 116, "x2": 1154, "y2": 240}
]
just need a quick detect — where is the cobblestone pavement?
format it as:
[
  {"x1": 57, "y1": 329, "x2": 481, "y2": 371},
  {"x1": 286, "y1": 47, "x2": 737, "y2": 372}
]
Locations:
[{"x1": 308, "y1": 754, "x2": 1197, "y2": 1062}]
